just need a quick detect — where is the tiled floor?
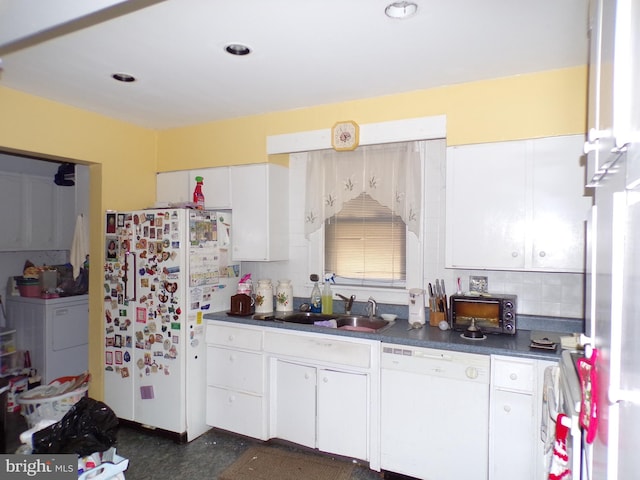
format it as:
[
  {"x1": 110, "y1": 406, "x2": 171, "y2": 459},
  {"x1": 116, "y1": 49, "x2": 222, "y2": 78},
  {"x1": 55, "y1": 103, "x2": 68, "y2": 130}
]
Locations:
[
  {"x1": 115, "y1": 425, "x2": 386, "y2": 480},
  {"x1": 4, "y1": 412, "x2": 393, "y2": 480}
]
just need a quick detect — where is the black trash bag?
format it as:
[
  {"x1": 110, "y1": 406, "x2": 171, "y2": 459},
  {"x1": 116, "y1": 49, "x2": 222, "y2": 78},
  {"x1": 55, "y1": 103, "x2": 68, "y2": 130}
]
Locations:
[{"x1": 32, "y1": 397, "x2": 119, "y2": 456}]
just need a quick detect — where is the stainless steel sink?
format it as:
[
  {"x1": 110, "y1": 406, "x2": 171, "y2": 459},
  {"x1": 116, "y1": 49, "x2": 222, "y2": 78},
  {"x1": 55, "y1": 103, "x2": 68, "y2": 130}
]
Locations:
[{"x1": 273, "y1": 312, "x2": 392, "y2": 333}]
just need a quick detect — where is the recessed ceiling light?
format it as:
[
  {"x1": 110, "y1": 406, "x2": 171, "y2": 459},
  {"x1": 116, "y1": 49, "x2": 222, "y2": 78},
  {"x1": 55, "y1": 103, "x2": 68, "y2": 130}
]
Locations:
[
  {"x1": 225, "y1": 43, "x2": 251, "y2": 56},
  {"x1": 385, "y1": 1, "x2": 418, "y2": 19},
  {"x1": 112, "y1": 73, "x2": 136, "y2": 83}
]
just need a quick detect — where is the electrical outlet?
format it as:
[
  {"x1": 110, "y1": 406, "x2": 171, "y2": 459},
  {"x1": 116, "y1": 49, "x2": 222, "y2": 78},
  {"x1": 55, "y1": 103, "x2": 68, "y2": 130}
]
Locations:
[{"x1": 469, "y1": 276, "x2": 488, "y2": 294}]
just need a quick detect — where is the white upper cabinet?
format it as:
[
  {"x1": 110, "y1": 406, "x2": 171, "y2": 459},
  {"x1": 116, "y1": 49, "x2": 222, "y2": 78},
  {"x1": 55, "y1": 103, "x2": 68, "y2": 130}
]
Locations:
[
  {"x1": 446, "y1": 135, "x2": 592, "y2": 273},
  {"x1": 230, "y1": 163, "x2": 288, "y2": 262},
  {"x1": 156, "y1": 167, "x2": 231, "y2": 209},
  {"x1": 0, "y1": 172, "x2": 76, "y2": 251},
  {"x1": 0, "y1": 173, "x2": 25, "y2": 249},
  {"x1": 156, "y1": 170, "x2": 190, "y2": 205}
]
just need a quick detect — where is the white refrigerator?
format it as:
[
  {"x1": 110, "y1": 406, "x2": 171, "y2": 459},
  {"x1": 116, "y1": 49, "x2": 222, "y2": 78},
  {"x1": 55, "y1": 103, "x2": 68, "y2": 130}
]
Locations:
[
  {"x1": 583, "y1": 0, "x2": 640, "y2": 477},
  {"x1": 103, "y1": 208, "x2": 240, "y2": 441}
]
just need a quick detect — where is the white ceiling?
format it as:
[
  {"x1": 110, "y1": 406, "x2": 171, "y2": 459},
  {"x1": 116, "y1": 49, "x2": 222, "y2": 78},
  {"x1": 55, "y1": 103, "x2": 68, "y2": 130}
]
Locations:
[{"x1": 0, "y1": 0, "x2": 590, "y2": 130}]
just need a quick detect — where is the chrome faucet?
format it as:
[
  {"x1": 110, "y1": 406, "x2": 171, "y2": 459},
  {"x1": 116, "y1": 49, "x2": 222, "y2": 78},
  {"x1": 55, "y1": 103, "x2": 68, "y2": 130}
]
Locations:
[
  {"x1": 336, "y1": 293, "x2": 356, "y2": 314},
  {"x1": 366, "y1": 297, "x2": 377, "y2": 318}
]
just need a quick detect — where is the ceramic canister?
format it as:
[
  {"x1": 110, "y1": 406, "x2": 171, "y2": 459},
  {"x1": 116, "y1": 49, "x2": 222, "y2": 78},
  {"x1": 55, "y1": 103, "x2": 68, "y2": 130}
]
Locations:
[
  {"x1": 255, "y1": 279, "x2": 274, "y2": 313},
  {"x1": 275, "y1": 279, "x2": 293, "y2": 312}
]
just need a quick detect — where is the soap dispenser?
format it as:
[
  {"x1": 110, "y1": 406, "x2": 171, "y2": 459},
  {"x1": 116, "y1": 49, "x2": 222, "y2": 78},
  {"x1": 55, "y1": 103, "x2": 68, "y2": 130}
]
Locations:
[
  {"x1": 310, "y1": 274, "x2": 322, "y2": 313},
  {"x1": 322, "y1": 273, "x2": 335, "y2": 314}
]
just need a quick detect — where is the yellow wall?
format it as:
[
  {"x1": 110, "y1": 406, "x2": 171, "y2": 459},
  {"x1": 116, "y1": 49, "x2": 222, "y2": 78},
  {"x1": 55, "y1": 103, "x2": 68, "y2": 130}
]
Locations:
[
  {"x1": 0, "y1": 65, "x2": 587, "y2": 401},
  {"x1": 0, "y1": 87, "x2": 157, "y2": 399},
  {"x1": 157, "y1": 66, "x2": 588, "y2": 171}
]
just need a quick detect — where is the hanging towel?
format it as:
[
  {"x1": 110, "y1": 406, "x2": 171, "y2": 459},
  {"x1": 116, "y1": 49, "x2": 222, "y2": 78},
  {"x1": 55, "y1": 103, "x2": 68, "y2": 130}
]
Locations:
[
  {"x1": 549, "y1": 413, "x2": 571, "y2": 480},
  {"x1": 70, "y1": 214, "x2": 89, "y2": 279}
]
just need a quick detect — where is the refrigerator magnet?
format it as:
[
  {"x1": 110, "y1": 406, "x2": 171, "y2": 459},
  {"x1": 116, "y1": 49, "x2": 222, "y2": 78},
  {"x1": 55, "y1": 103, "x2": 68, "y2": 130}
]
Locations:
[{"x1": 106, "y1": 213, "x2": 116, "y2": 234}]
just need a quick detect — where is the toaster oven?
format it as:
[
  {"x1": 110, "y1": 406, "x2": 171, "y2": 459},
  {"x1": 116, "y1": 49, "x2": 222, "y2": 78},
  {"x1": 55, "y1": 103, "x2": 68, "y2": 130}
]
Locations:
[{"x1": 449, "y1": 294, "x2": 517, "y2": 335}]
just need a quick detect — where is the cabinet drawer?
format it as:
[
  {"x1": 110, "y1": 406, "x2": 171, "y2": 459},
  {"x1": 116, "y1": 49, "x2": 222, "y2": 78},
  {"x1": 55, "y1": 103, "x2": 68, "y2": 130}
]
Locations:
[
  {"x1": 206, "y1": 386, "x2": 265, "y2": 439},
  {"x1": 206, "y1": 323, "x2": 262, "y2": 351},
  {"x1": 207, "y1": 346, "x2": 263, "y2": 394},
  {"x1": 264, "y1": 331, "x2": 372, "y2": 368},
  {"x1": 492, "y1": 357, "x2": 534, "y2": 392}
]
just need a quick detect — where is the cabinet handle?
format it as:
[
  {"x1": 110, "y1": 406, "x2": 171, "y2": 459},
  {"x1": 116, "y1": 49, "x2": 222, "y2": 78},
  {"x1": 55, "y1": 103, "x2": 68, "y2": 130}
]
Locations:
[
  {"x1": 322, "y1": 377, "x2": 328, "y2": 383},
  {"x1": 304, "y1": 373, "x2": 310, "y2": 380},
  {"x1": 510, "y1": 373, "x2": 517, "y2": 381},
  {"x1": 511, "y1": 252, "x2": 518, "y2": 258},
  {"x1": 503, "y1": 405, "x2": 511, "y2": 413},
  {"x1": 228, "y1": 395, "x2": 235, "y2": 404},
  {"x1": 229, "y1": 354, "x2": 235, "y2": 362},
  {"x1": 228, "y1": 335, "x2": 235, "y2": 342},
  {"x1": 539, "y1": 251, "x2": 546, "y2": 257}
]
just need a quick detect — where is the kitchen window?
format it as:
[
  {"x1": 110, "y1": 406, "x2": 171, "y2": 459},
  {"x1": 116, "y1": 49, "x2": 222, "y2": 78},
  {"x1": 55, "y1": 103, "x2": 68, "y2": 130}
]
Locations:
[
  {"x1": 325, "y1": 193, "x2": 406, "y2": 286},
  {"x1": 305, "y1": 142, "x2": 421, "y2": 289}
]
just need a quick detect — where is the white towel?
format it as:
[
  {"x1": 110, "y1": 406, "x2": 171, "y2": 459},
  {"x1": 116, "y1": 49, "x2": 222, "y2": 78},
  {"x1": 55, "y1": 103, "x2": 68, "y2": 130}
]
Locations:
[{"x1": 70, "y1": 214, "x2": 89, "y2": 279}]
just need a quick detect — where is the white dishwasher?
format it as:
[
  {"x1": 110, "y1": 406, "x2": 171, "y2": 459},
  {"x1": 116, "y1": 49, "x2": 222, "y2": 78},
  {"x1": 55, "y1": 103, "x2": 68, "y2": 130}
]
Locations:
[{"x1": 380, "y1": 343, "x2": 490, "y2": 480}]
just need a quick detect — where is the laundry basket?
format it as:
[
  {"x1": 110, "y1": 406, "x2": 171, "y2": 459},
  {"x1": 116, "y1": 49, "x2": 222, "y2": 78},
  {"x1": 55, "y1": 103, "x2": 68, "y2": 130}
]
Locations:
[{"x1": 16, "y1": 373, "x2": 90, "y2": 428}]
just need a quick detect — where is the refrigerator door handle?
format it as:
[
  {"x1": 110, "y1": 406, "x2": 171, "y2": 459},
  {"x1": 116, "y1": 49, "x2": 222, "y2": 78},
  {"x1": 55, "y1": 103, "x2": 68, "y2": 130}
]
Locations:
[{"x1": 124, "y1": 251, "x2": 137, "y2": 301}]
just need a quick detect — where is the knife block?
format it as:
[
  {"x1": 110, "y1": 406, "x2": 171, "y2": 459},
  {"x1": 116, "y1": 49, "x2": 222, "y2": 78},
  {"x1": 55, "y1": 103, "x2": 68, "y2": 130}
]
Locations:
[{"x1": 429, "y1": 310, "x2": 446, "y2": 327}]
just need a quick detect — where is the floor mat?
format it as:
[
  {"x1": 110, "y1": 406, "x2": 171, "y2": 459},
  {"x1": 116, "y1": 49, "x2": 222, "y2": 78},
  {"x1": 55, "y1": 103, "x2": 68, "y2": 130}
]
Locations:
[{"x1": 218, "y1": 446, "x2": 354, "y2": 480}]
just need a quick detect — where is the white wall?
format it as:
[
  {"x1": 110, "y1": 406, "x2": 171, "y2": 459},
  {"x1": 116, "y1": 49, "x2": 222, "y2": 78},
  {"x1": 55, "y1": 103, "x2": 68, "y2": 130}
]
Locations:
[{"x1": 242, "y1": 141, "x2": 585, "y2": 319}]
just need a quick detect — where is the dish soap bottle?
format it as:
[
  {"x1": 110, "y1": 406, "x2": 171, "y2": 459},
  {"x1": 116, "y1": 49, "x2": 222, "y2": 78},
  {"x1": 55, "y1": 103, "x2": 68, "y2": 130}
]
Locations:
[
  {"x1": 310, "y1": 274, "x2": 322, "y2": 313},
  {"x1": 193, "y1": 176, "x2": 205, "y2": 209},
  {"x1": 322, "y1": 274, "x2": 334, "y2": 314}
]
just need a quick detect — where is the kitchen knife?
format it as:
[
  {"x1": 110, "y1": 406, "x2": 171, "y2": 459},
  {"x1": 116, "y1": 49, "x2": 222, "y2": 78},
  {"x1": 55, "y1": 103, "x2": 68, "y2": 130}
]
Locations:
[
  {"x1": 435, "y1": 279, "x2": 444, "y2": 312},
  {"x1": 440, "y1": 279, "x2": 449, "y2": 319},
  {"x1": 428, "y1": 283, "x2": 436, "y2": 311}
]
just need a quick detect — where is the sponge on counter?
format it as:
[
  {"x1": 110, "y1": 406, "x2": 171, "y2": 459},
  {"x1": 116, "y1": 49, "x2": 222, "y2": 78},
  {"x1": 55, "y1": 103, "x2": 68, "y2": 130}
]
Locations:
[{"x1": 313, "y1": 319, "x2": 337, "y2": 328}]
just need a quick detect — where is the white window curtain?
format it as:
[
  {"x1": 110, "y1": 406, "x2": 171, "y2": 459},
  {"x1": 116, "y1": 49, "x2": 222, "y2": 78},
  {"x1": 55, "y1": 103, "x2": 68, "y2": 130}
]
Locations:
[{"x1": 304, "y1": 141, "x2": 422, "y2": 238}]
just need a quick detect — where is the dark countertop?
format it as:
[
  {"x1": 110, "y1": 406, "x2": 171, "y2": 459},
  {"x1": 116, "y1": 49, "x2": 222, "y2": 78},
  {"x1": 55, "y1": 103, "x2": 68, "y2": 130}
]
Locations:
[{"x1": 204, "y1": 311, "x2": 577, "y2": 362}]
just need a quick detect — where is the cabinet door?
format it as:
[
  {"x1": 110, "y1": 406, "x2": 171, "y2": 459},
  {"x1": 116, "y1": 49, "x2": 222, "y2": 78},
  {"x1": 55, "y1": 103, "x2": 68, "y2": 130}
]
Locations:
[
  {"x1": 206, "y1": 386, "x2": 265, "y2": 439},
  {"x1": 489, "y1": 389, "x2": 535, "y2": 480},
  {"x1": 273, "y1": 360, "x2": 316, "y2": 448},
  {"x1": 230, "y1": 164, "x2": 288, "y2": 261},
  {"x1": 446, "y1": 141, "x2": 527, "y2": 270},
  {"x1": 230, "y1": 164, "x2": 269, "y2": 261},
  {"x1": 190, "y1": 167, "x2": 231, "y2": 209},
  {"x1": 531, "y1": 136, "x2": 591, "y2": 272},
  {"x1": 317, "y1": 369, "x2": 368, "y2": 460},
  {"x1": 0, "y1": 173, "x2": 25, "y2": 249},
  {"x1": 156, "y1": 171, "x2": 190, "y2": 205},
  {"x1": 55, "y1": 182, "x2": 76, "y2": 250},
  {"x1": 206, "y1": 346, "x2": 263, "y2": 394},
  {"x1": 29, "y1": 176, "x2": 56, "y2": 250}
]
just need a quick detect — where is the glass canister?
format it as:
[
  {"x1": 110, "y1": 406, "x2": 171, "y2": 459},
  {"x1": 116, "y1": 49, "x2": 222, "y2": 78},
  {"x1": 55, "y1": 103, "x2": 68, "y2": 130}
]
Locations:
[
  {"x1": 255, "y1": 279, "x2": 274, "y2": 314},
  {"x1": 276, "y1": 279, "x2": 294, "y2": 312}
]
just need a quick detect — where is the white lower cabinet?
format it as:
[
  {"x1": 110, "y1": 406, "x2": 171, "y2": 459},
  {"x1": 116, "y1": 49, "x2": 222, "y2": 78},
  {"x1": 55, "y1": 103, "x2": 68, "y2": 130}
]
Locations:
[
  {"x1": 489, "y1": 355, "x2": 557, "y2": 480},
  {"x1": 205, "y1": 321, "x2": 378, "y2": 465},
  {"x1": 205, "y1": 322, "x2": 267, "y2": 440},
  {"x1": 317, "y1": 368, "x2": 368, "y2": 459},
  {"x1": 273, "y1": 360, "x2": 316, "y2": 448},
  {"x1": 265, "y1": 330, "x2": 377, "y2": 464},
  {"x1": 272, "y1": 359, "x2": 368, "y2": 460}
]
